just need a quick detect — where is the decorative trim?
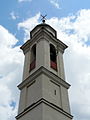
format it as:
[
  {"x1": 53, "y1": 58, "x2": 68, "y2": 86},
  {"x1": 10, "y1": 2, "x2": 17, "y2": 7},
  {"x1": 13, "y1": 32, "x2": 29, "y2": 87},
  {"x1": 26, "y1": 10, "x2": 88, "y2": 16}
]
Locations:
[
  {"x1": 18, "y1": 66, "x2": 70, "y2": 90},
  {"x1": 20, "y1": 27, "x2": 68, "y2": 54},
  {"x1": 27, "y1": 79, "x2": 36, "y2": 88},
  {"x1": 30, "y1": 24, "x2": 57, "y2": 38},
  {"x1": 50, "y1": 79, "x2": 60, "y2": 87},
  {"x1": 16, "y1": 98, "x2": 73, "y2": 119}
]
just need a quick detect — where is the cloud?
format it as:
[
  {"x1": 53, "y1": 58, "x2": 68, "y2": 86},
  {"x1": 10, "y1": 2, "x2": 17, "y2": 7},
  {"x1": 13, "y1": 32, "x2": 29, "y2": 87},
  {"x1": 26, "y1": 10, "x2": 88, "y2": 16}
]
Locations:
[
  {"x1": 10, "y1": 12, "x2": 19, "y2": 20},
  {"x1": 18, "y1": 13, "x2": 40, "y2": 41},
  {"x1": 0, "y1": 25, "x2": 24, "y2": 120},
  {"x1": 0, "y1": 25, "x2": 18, "y2": 47},
  {"x1": 18, "y1": 9, "x2": 90, "y2": 120},
  {"x1": 0, "y1": 85, "x2": 17, "y2": 120},
  {"x1": 18, "y1": 0, "x2": 32, "y2": 2},
  {"x1": 49, "y1": 0, "x2": 60, "y2": 9}
]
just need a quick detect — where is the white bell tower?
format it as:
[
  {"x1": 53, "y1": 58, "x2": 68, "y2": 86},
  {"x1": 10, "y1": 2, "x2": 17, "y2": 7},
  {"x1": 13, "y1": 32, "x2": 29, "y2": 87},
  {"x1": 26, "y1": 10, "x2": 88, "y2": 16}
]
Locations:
[{"x1": 16, "y1": 22, "x2": 73, "y2": 120}]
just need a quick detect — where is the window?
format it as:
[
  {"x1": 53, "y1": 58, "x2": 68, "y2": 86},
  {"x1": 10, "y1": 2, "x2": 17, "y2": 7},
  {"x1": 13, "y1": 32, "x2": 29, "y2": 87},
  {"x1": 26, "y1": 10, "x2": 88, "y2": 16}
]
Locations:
[
  {"x1": 54, "y1": 90, "x2": 56, "y2": 95},
  {"x1": 50, "y1": 44, "x2": 57, "y2": 70},
  {"x1": 30, "y1": 44, "x2": 36, "y2": 72}
]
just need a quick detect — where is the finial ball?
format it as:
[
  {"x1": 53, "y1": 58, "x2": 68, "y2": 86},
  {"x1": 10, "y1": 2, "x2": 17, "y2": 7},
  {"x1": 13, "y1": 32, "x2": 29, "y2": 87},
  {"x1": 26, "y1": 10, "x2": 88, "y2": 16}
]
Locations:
[{"x1": 42, "y1": 19, "x2": 45, "y2": 23}]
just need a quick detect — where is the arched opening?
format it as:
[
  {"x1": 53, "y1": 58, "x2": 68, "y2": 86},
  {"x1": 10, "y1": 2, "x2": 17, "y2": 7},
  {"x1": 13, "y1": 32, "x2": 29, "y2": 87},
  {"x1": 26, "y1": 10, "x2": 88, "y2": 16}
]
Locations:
[
  {"x1": 50, "y1": 44, "x2": 57, "y2": 70},
  {"x1": 30, "y1": 44, "x2": 36, "y2": 71}
]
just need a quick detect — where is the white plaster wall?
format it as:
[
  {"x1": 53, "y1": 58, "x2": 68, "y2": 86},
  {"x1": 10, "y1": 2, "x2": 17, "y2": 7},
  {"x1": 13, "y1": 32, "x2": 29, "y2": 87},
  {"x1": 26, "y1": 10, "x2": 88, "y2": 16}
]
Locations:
[
  {"x1": 17, "y1": 104, "x2": 43, "y2": 120},
  {"x1": 42, "y1": 74, "x2": 62, "y2": 108},
  {"x1": 36, "y1": 40, "x2": 45, "y2": 68},
  {"x1": 43, "y1": 40, "x2": 50, "y2": 69},
  {"x1": 57, "y1": 51, "x2": 65, "y2": 80},
  {"x1": 18, "y1": 75, "x2": 43, "y2": 114},
  {"x1": 23, "y1": 50, "x2": 30, "y2": 81},
  {"x1": 18, "y1": 87, "x2": 27, "y2": 114},
  {"x1": 61, "y1": 86, "x2": 71, "y2": 114},
  {"x1": 26, "y1": 75, "x2": 43, "y2": 107},
  {"x1": 36, "y1": 39, "x2": 50, "y2": 69},
  {"x1": 43, "y1": 103, "x2": 72, "y2": 120}
]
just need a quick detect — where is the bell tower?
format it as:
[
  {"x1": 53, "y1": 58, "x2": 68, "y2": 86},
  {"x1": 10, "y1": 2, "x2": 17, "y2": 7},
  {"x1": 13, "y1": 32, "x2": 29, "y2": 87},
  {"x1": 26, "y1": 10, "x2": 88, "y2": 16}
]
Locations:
[{"x1": 16, "y1": 22, "x2": 73, "y2": 120}]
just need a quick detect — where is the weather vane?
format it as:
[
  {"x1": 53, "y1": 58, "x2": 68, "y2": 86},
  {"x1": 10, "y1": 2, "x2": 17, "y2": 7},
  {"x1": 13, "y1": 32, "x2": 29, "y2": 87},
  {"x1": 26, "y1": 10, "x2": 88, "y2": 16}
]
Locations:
[{"x1": 41, "y1": 14, "x2": 47, "y2": 23}]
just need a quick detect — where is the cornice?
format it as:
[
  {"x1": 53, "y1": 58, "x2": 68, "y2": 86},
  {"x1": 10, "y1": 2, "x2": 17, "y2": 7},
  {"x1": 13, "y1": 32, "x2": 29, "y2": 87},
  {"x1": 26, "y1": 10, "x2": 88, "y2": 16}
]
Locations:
[
  {"x1": 30, "y1": 23, "x2": 57, "y2": 38},
  {"x1": 18, "y1": 66, "x2": 70, "y2": 90},
  {"x1": 16, "y1": 98, "x2": 73, "y2": 119},
  {"x1": 20, "y1": 27, "x2": 68, "y2": 54}
]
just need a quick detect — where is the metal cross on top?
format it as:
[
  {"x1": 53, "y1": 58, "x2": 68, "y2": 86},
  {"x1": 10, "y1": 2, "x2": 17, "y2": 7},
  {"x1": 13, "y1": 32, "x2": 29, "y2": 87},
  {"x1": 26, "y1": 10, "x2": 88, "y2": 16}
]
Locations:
[{"x1": 41, "y1": 14, "x2": 47, "y2": 23}]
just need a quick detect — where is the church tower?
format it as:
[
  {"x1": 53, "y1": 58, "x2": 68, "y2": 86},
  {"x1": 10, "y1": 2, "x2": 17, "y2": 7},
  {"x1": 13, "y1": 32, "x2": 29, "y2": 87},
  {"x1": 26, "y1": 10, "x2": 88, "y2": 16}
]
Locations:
[{"x1": 16, "y1": 21, "x2": 73, "y2": 120}]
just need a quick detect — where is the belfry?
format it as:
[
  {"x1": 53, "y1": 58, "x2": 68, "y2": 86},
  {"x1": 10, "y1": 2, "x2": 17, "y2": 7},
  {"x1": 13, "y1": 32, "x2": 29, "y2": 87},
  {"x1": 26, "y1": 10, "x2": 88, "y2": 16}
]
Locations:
[{"x1": 16, "y1": 21, "x2": 73, "y2": 120}]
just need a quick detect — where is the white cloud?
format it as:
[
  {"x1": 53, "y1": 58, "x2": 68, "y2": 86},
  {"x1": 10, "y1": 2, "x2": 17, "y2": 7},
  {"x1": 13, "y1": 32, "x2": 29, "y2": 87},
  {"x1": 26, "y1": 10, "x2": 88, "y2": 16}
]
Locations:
[
  {"x1": 18, "y1": 9, "x2": 90, "y2": 120},
  {"x1": 49, "y1": 0, "x2": 60, "y2": 9},
  {"x1": 0, "y1": 25, "x2": 24, "y2": 120},
  {"x1": 0, "y1": 25, "x2": 18, "y2": 47},
  {"x1": 0, "y1": 84, "x2": 17, "y2": 120},
  {"x1": 18, "y1": 13, "x2": 40, "y2": 41},
  {"x1": 10, "y1": 12, "x2": 19, "y2": 20},
  {"x1": 18, "y1": 0, "x2": 32, "y2": 2}
]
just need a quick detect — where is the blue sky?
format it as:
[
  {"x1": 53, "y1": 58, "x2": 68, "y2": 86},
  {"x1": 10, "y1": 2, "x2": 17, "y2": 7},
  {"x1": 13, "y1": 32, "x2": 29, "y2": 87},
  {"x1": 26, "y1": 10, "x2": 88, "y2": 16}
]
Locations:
[
  {"x1": 1, "y1": 0, "x2": 90, "y2": 35},
  {"x1": 1, "y1": 0, "x2": 90, "y2": 42},
  {"x1": 0, "y1": 0, "x2": 90, "y2": 120}
]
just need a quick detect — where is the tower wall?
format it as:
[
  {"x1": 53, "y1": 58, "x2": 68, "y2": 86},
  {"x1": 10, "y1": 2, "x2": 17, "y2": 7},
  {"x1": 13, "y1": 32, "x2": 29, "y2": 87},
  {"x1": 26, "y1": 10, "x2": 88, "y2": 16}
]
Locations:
[
  {"x1": 22, "y1": 50, "x2": 30, "y2": 81},
  {"x1": 16, "y1": 23, "x2": 73, "y2": 120},
  {"x1": 36, "y1": 39, "x2": 50, "y2": 69}
]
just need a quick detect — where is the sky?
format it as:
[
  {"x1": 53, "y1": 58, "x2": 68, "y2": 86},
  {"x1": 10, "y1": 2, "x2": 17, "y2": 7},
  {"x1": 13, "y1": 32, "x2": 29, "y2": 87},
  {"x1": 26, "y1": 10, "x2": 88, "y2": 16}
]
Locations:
[{"x1": 0, "y1": 0, "x2": 90, "y2": 120}]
